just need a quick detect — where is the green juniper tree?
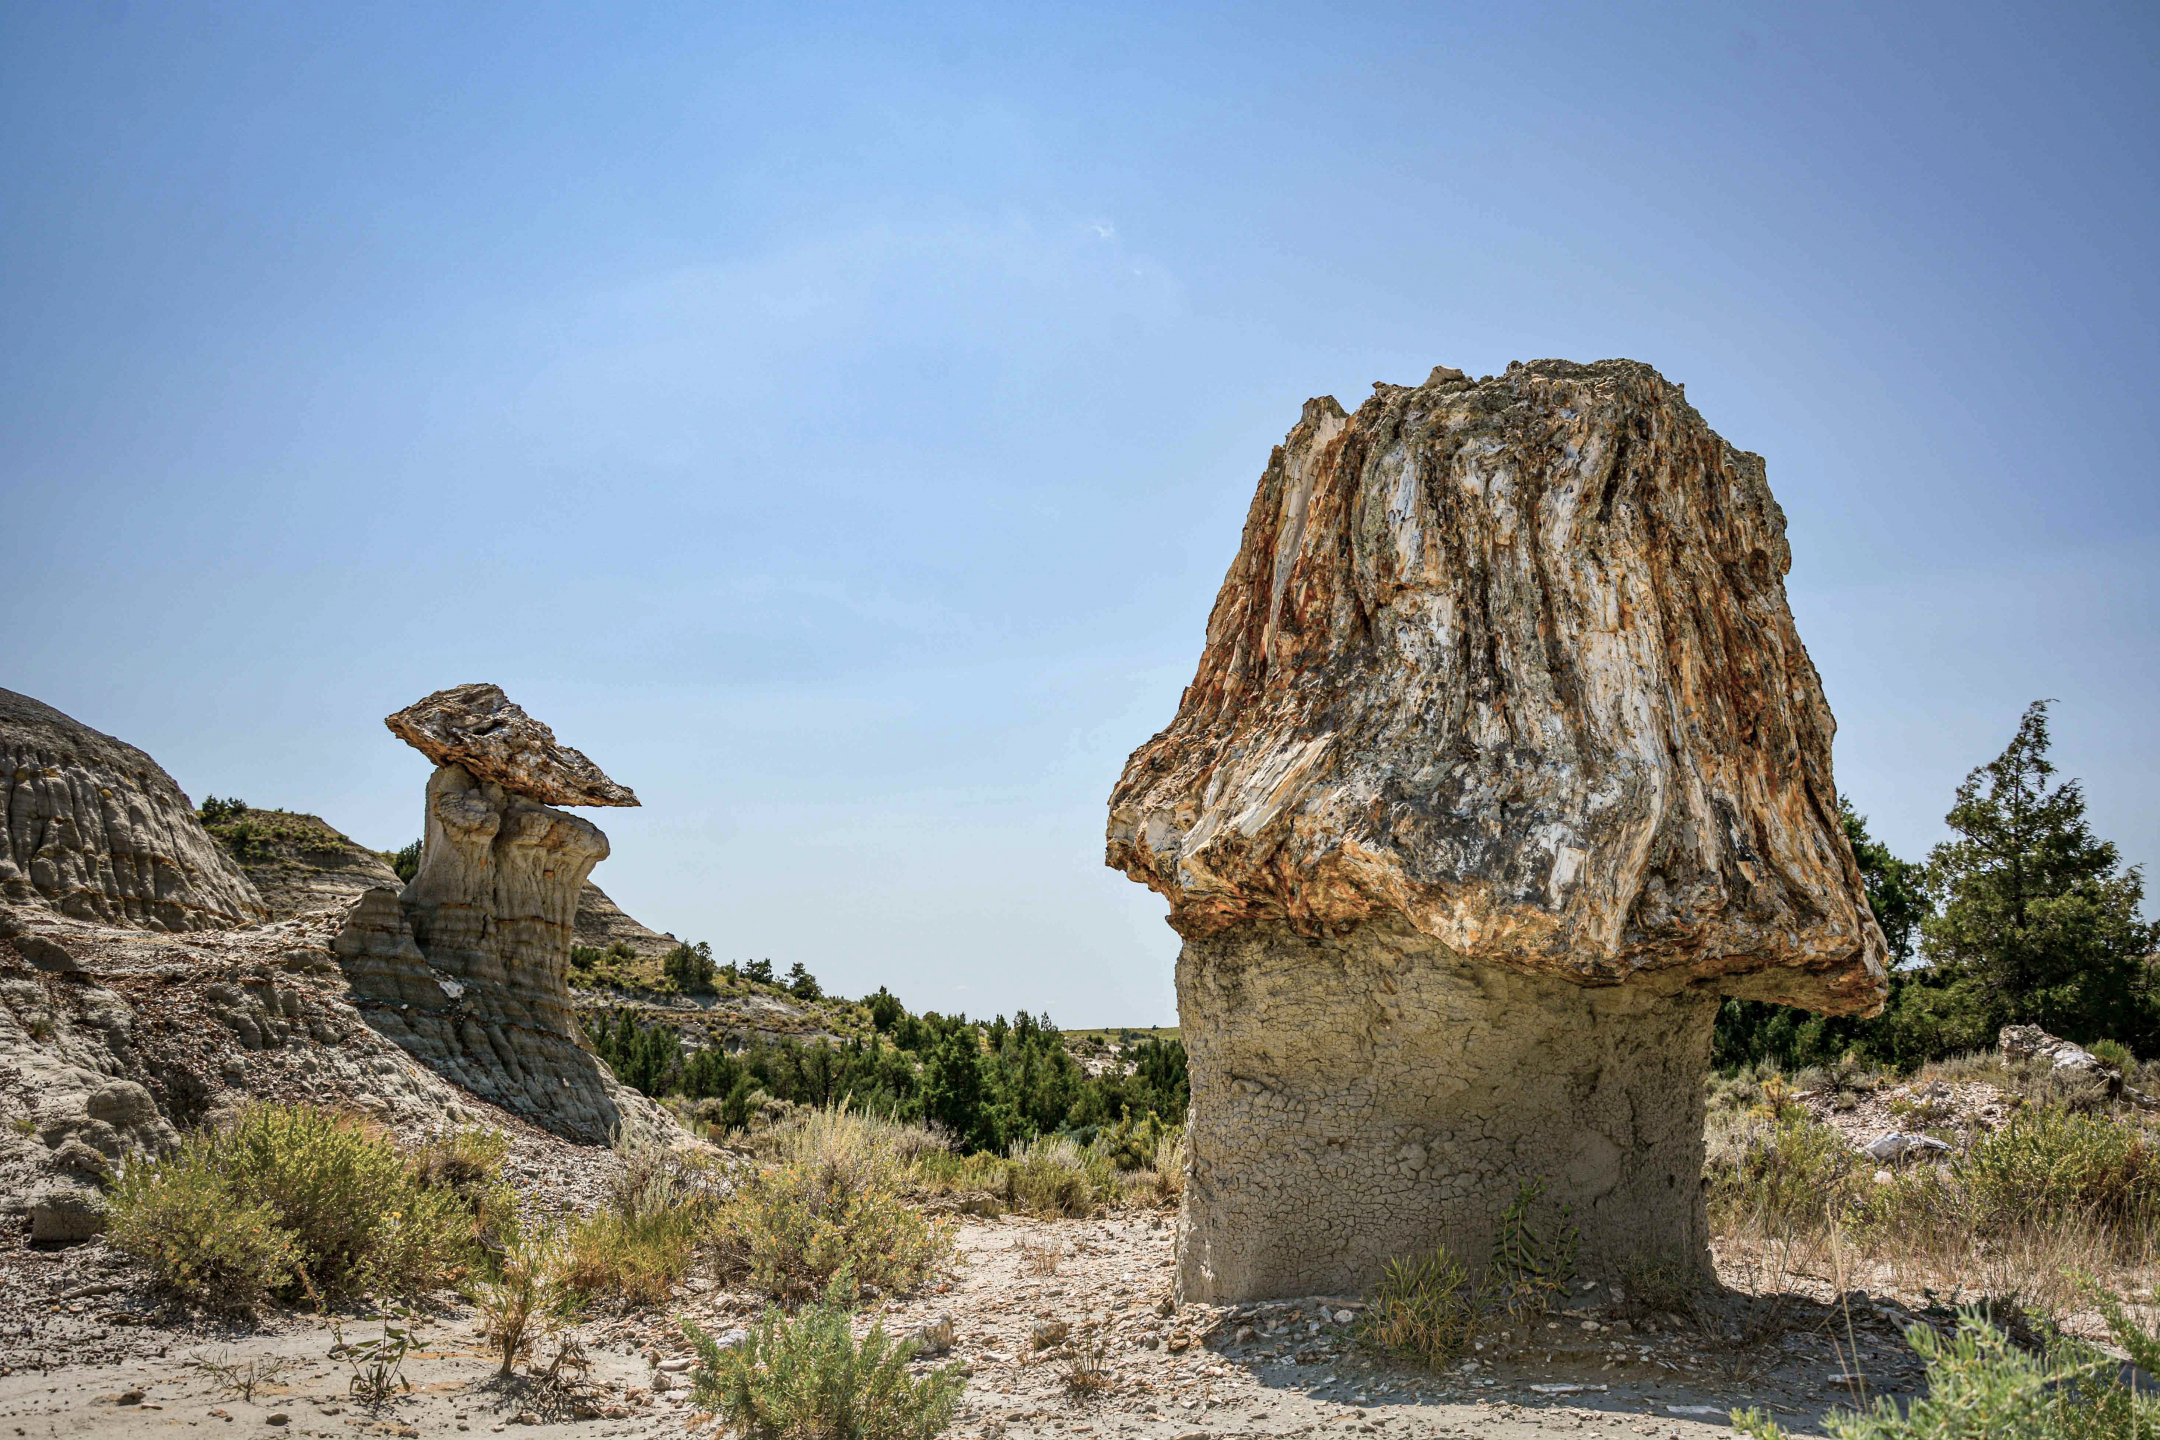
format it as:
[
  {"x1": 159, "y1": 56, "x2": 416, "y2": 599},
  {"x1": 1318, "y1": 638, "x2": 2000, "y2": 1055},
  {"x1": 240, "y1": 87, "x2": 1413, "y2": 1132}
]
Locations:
[{"x1": 1919, "y1": 700, "x2": 2158, "y2": 1053}]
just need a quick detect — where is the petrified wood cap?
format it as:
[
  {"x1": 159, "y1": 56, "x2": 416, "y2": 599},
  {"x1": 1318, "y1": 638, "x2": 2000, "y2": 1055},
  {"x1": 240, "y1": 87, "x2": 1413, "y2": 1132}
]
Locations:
[
  {"x1": 1107, "y1": 359, "x2": 1887, "y2": 1015},
  {"x1": 385, "y1": 683, "x2": 639, "y2": 808}
]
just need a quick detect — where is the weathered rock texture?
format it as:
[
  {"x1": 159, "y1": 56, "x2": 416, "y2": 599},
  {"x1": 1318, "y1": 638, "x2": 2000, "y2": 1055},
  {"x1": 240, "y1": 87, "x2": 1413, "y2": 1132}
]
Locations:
[
  {"x1": 385, "y1": 684, "x2": 639, "y2": 808},
  {"x1": 574, "y1": 880, "x2": 678, "y2": 958},
  {"x1": 336, "y1": 687, "x2": 648, "y2": 1142},
  {"x1": 205, "y1": 807, "x2": 404, "y2": 920},
  {"x1": 0, "y1": 689, "x2": 266, "y2": 931},
  {"x1": 1107, "y1": 359, "x2": 1888, "y2": 1302}
]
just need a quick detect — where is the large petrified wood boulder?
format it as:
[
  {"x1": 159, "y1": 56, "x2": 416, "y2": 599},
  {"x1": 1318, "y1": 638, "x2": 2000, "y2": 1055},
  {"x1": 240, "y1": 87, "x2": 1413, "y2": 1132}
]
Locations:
[
  {"x1": 335, "y1": 684, "x2": 649, "y2": 1143},
  {"x1": 0, "y1": 688, "x2": 266, "y2": 930},
  {"x1": 1108, "y1": 359, "x2": 1888, "y2": 1302},
  {"x1": 385, "y1": 683, "x2": 639, "y2": 808}
]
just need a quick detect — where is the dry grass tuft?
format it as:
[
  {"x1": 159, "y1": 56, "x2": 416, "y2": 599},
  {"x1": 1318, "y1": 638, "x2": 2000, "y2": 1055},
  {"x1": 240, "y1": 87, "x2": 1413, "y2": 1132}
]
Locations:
[{"x1": 1016, "y1": 1235, "x2": 1063, "y2": 1276}]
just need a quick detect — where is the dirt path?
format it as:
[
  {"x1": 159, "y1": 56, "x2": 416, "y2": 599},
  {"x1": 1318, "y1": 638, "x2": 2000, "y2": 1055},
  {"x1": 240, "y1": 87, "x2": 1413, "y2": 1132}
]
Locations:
[{"x1": 1, "y1": 1209, "x2": 1939, "y2": 1439}]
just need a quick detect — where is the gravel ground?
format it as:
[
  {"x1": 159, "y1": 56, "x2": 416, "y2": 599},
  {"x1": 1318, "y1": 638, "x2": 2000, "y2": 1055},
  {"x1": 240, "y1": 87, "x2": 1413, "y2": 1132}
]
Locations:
[{"x1": 0, "y1": 1206, "x2": 1944, "y2": 1439}]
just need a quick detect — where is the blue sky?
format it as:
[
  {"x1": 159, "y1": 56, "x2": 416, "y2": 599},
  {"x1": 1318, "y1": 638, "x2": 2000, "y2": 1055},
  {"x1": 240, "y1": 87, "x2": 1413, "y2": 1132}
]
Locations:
[{"x1": 4, "y1": 2, "x2": 2154, "y2": 1026}]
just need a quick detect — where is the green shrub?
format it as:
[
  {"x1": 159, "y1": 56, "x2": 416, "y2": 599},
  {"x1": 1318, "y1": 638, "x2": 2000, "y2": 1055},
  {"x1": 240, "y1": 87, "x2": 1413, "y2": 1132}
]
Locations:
[
  {"x1": 1707, "y1": 1116, "x2": 1863, "y2": 1239},
  {"x1": 219, "y1": 1105, "x2": 471, "y2": 1299},
  {"x1": 1003, "y1": 1135, "x2": 1117, "y2": 1217},
  {"x1": 388, "y1": 839, "x2": 422, "y2": 883},
  {"x1": 713, "y1": 1108, "x2": 955, "y2": 1301},
  {"x1": 1356, "y1": 1245, "x2": 1481, "y2": 1366},
  {"x1": 108, "y1": 1147, "x2": 298, "y2": 1314},
  {"x1": 1487, "y1": 1177, "x2": 1578, "y2": 1317},
  {"x1": 198, "y1": 796, "x2": 249, "y2": 826},
  {"x1": 564, "y1": 1208, "x2": 702, "y2": 1309},
  {"x1": 108, "y1": 1104, "x2": 477, "y2": 1309},
  {"x1": 683, "y1": 1272, "x2": 966, "y2": 1440},
  {"x1": 410, "y1": 1127, "x2": 509, "y2": 1193},
  {"x1": 562, "y1": 1143, "x2": 714, "y2": 1309},
  {"x1": 1958, "y1": 1109, "x2": 2160, "y2": 1232},
  {"x1": 664, "y1": 942, "x2": 716, "y2": 993},
  {"x1": 2088, "y1": 1038, "x2": 2136, "y2": 1071},
  {"x1": 1731, "y1": 1302, "x2": 2160, "y2": 1438}
]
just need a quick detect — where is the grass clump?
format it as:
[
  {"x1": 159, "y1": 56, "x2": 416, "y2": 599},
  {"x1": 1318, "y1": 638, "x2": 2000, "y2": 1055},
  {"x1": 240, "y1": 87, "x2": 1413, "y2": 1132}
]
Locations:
[
  {"x1": 713, "y1": 1107, "x2": 955, "y2": 1301},
  {"x1": 109, "y1": 1103, "x2": 483, "y2": 1312},
  {"x1": 1357, "y1": 1178, "x2": 1581, "y2": 1368},
  {"x1": 562, "y1": 1142, "x2": 714, "y2": 1309},
  {"x1": 1357, "y1": 1245, "x2": 1482, "y2": 1365},
  {"x1": 683, "y1": 1271, "x2": 966, "y2": 1440},
  {"x1": 1000, "y1": 1135, "x2": 1119, "y2": 1218}
]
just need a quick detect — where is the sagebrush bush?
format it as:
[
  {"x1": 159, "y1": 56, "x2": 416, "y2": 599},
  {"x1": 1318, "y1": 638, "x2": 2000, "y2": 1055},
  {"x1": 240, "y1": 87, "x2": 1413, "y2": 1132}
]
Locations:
[
  {"x1": 108, "y1": 1148, "x2": 298, "y2": 1314},
  {"x1": 1733, "y1": 1300, "x2": 2160, "y2": 1439},
  {"x1": 1002, "y1": 1135, "x2": 1116, "y2": 1218},
  {"x1": 1707, "y1": 1115, "x2": 1863, "y2": 1239},
  {"x1": 1959, "y1": 1109, "x2": 2160, "y2": 1232},
  {"x1": 684, "y1": 1273, "x2": 966, "y2": 1440},
  {"x1": 219, "y1": 1105, "x2": 473, "y2": 1299},
  {"x1": 107, "y1": 1103, "x2": 484, "y2": 1309},
  {"x1": 713, "y1": 1107, "x2": 955, "y2": 1300}
]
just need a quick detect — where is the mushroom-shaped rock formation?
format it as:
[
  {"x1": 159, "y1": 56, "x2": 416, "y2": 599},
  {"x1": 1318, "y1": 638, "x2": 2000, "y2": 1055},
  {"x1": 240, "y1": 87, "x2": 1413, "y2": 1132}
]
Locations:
[
  {"x1": 1, "y1": 688, "x2": 266, "y2": 930},
  {"x1": 1108, "y1": 359, "x2": 1888, "y2": 1302},
  {"x1": 335, "y1": 684, "x2": 653, "y2": 1143}
]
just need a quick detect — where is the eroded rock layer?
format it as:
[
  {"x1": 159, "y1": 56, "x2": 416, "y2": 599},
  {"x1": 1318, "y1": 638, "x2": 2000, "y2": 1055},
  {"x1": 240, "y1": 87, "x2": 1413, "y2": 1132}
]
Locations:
[
  {"x1": 1176, "y1": 920, "x2": 1716, "y2": 1301},
  {"x1": 0, "y1": 689, "x2": 265, "y2": 931}
]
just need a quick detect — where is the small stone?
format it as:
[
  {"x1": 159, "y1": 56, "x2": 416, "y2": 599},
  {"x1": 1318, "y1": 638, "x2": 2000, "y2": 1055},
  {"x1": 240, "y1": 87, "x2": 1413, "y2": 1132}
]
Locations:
[
  {"x1": 116, "y1": 1391, "x2": 144, "y2": 1406},
  {"x1": 265, "y1": 1414, "x2": 290, "y2": 1427}
]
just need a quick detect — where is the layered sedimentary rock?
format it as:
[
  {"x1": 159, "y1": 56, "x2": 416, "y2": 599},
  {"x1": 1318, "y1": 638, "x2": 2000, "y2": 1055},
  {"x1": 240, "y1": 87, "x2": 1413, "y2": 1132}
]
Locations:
[
  {"x1": 0, "y1": 688, "x2": 266, "y2": 930},
  {"x1": 204, "y1": 807, "x2": 405, "y2": 920},
  {"x1": 1108, "y1": 359, "x2": 1888, "y2": 1301},
  {"x1": 575, "y1": 880, "x2": 678, "y2": 959},
  {"x1": 335, "y1": 685, "x2": 646, "y2": 1142}
]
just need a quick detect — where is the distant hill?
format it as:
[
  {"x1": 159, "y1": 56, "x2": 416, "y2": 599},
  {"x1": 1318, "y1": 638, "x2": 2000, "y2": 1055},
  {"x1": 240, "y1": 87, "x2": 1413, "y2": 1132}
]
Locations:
[{"x1": 200, "y1": 806, "x2": 402, "y2": 920}]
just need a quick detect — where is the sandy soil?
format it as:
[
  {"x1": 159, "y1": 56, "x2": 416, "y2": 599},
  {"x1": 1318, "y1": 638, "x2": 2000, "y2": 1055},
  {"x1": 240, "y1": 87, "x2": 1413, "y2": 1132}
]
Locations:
[{"x1": 0, "y1": 1205, "x2": 1946, "y2": 1440}]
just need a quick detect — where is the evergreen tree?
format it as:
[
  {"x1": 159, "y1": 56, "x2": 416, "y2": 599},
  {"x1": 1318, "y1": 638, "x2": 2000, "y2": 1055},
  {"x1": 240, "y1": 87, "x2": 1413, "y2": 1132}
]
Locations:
[
  {"x1": 664, "y1": 941, "x2": 716, "y2": 993},
  {"x1": 865, "y1": 986, "x2": 903, "y2": 1033},
  {"x1": 1921, "y1": 701, "x2": 2159, "y2": 1051},
  {"x1": 922, "y1": 1029, "x2": 1003, "y2": 1152}
]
